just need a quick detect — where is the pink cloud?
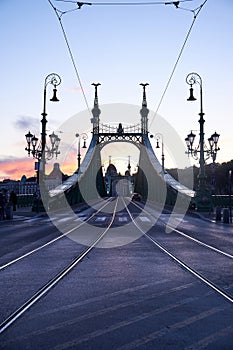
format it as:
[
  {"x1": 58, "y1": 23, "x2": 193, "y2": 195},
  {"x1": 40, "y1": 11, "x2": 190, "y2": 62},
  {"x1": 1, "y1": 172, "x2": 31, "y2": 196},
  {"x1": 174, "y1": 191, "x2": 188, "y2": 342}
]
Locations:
[
  {"x1": 0, "y1": 154, "x2": 79, "y2": 181},
  {"x1": 0, "y1": 157, "x2": 36, "y2": 181},
  {"x1": 67, "y1": 86, "x2": 90, "y2": 94}
]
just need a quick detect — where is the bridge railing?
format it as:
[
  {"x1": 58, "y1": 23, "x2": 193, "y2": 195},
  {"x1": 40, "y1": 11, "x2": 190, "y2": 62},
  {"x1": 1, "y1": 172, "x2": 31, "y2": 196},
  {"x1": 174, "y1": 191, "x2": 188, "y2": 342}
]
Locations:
[
  {"x1": 17, "y1": 194, "x2": 35, "y2": 207},
  {"x1": 212, "y1": 195, "x2": 232, "y2": 207},
  {"x1": 99, "y1": 123, "x2": 141, "y2": 134}
]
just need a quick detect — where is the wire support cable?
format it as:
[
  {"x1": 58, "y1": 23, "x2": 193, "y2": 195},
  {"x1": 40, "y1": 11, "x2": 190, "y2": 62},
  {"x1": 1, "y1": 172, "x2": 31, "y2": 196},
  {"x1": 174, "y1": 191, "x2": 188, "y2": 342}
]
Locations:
[
  {"x1": 49, "y1": 0, "x2": 206, "y2": 122},
  {"x1": 48, "y1": 0, "x2": 92, "y2": 115},
  {"x1": 55, "y1": 0, "x2": 193, "y2": 6},
  {"x1": 150, "y1": 0, "x2": 208, "y2": 127}
]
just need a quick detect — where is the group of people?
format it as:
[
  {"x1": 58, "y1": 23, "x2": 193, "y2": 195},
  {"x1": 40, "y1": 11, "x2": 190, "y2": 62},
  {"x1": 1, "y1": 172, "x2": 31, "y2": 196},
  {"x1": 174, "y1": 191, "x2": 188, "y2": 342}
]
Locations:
[{"x1": 0, "y1": 190, "x2": 17, "y2": 220}]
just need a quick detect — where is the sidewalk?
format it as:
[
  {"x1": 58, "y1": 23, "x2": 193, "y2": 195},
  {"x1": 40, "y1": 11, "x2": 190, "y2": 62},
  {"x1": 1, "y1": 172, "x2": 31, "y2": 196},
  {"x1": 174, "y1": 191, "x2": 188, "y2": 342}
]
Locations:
[
  {"x1": 190, "y1": 211, "x2": 216, "y2": 223},
  {"x1": 13, "y1": 206, "x2": 47, "y2": 220},
  {"x1": 189, "y1": 209, "x2": 233, "y2": 224},
  {"x1": 12, "y1": 201, "x2": 92, "y2": 220}
]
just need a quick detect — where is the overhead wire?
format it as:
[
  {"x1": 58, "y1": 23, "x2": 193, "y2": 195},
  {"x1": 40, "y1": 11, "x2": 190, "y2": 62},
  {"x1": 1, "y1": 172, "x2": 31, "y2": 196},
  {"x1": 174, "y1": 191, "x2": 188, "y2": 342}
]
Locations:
[
  {"x1": 47, "y1": 0, "x2": 92, "y2": 115},
  {"x1": 150, "y1": 0, "x2": 208, "y2": 127},
  {"x1": 55, "y1": 0, "x2": 193, "y2": 5},
  {"x1": 49, "y1": 0, "x2": 207, "y2": 122},
  {"x1": 53, "y1": 1, "x2": 194, "y2": 15},
  {"x1": 92, "y1": 1, "x2": 190, "y2": 4}
]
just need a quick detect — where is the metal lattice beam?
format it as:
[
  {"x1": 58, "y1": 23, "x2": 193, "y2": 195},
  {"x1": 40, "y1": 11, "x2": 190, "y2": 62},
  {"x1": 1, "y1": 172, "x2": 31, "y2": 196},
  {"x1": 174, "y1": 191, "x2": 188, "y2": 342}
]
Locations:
[{"x1": 98, "y1": 133, "x2": 143, "y2": 149}]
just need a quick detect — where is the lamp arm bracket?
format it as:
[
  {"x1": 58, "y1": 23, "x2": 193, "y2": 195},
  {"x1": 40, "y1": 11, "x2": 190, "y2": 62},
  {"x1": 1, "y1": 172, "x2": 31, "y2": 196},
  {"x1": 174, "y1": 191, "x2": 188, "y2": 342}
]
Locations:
[{"x1": 44, "y1": 73, "x2": 61, "y2": 89}]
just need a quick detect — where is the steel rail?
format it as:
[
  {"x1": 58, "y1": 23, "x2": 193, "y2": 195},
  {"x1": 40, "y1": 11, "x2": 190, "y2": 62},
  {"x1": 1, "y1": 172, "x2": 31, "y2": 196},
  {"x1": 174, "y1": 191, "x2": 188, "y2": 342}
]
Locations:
[
  {"x1": 130, "y1": 199, "x2": 233, "y2": 260},
  {"x1": 123, "y1": 198, "x2": 233, "y2": 304},
  {"x1": 0, "y1": 197, "x2": 113, "y2": 271},
  {"x1": 0, "y1": 198, "x2": 119, "y2": 334}
]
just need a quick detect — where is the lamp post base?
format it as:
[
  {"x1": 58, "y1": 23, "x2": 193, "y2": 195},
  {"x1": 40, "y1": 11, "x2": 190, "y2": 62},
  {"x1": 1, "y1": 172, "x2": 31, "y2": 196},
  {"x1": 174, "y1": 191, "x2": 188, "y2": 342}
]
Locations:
[{"x1": 195, "y1": 188, "x2": 212, "y2": 212}]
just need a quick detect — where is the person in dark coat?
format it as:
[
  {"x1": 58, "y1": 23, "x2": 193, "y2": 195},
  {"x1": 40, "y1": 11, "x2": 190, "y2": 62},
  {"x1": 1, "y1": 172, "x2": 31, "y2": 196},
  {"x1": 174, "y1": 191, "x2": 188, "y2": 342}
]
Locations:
[
  {"x1": 10, "y1": 191, "x2": 17, "y2": 211},
  {"x1": 0, "y1": 192, "x2": 4, "y2": 220},
  {"x1": 0, "y1": 190, "x2": 8, "y2": 219}
]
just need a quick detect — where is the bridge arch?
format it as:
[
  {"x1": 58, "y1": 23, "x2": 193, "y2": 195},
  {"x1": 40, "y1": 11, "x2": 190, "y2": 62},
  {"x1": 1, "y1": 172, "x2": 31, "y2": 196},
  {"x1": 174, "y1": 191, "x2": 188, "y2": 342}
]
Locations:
[{"x1": 47, "y1": 84, "x2": 195, "y2": 214}]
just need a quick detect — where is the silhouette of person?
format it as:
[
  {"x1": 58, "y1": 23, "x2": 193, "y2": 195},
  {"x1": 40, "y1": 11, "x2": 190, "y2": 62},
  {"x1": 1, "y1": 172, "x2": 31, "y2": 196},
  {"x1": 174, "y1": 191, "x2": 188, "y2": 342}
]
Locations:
[
  {"x1": 0, "y1": 190, "x2": 8, "y2": 219},
  {"x1": 10, "y1": 191, "x2": 17, "y2": 211},
  {"x1": 0, "y1": 192, "x2": 4, "y2": 220}
]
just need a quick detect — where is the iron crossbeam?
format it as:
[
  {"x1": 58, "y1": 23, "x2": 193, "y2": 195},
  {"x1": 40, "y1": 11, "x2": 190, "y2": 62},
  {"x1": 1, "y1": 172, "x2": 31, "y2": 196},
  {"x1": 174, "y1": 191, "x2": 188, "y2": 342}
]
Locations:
[{"x1": 98, "y1": 133, "x2": 143, "y2": 148}]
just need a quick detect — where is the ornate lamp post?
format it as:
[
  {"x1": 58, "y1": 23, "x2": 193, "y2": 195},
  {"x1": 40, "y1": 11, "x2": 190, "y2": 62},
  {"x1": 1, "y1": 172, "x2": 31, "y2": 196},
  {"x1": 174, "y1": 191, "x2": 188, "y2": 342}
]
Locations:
[
  {"x1": 25, "y1": 73, "x2": 62, "y2": 184},
  {"x1": 150, "y1": 133, "x2": 165, "y2": 173},
  {"x1": 185, "y1": 72, "x2": 220, "y2": 211},
  {"x1": 155, "y1": 133, "x2": 165, "y2": 173},
  {"x1": 75, "y1": 133, "x2": 88, "y2": 171},
  {"x1": 229, "y1": 170, "x2": 232, "y2": 223}
]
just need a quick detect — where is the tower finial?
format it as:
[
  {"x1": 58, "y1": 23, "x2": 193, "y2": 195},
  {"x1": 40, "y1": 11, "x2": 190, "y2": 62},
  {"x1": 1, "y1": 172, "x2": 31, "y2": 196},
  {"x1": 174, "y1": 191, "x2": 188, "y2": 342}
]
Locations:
[
  {"x1": 91, "y1": 83, "x2": 101, "y2": 106},
  {"x1": 140, "y1": 83, "x2": 149, "y2": 107}
]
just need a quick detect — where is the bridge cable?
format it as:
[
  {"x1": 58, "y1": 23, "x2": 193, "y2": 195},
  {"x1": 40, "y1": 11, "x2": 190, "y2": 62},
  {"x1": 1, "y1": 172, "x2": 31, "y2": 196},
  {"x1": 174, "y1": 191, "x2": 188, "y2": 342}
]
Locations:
[
  {"x1": 47, "y1": 0, "x2": 92, "y2": 116},
  {"x1": 54, "y1": 0, "x2": 193, "y2": 7},
  {"x1": 150, "y1": 0, "x2": 208, "y2": 127},
  {"x1": 49, "y1": 0, "x2": 207, "y2": 123}
]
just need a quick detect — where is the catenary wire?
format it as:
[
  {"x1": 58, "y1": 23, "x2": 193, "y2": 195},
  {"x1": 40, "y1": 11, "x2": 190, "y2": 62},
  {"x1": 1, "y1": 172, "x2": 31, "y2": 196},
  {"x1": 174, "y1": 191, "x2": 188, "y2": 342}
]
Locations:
[
  {"x1": 50, "y1": 0, "x2": 206, "y2": 123},
  {"x1": 48, "y1": 0, "x2": 92, "y2": 116},
  {"x1": 150, "y1": 0, "x2": 208, "y2": 126},
  {"x1": 55, "y1": 0, "x2": 193, "y2": 6}
]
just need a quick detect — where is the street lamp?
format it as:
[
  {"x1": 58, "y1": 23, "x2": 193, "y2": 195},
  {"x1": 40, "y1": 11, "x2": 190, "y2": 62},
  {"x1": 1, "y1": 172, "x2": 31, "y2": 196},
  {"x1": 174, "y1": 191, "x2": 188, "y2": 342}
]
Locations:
[
  {"x1": 150, "y1": 133, "x2": 165, "y2": 173},
  {"x1": 185, "y1": 130, "x2": 219, "y2": 162},
  {"x1": 185, "y1": 72, "x2": 220, "y2": 211},
  {"x1": 25, "y1": 73, "x2": 62, "y2": 184},
  {"x1": 208, "y1": 131, "x2": 220, "y2": 162},
  {"x1": 75, "y1": 133, "x2": 88, "y2": 171},
  {"x1": 185, "y1": 131, "x2": 196, "y2": 156},
  {"x1": 229, "y1": 170, "x2": 232, "y2": 223}
]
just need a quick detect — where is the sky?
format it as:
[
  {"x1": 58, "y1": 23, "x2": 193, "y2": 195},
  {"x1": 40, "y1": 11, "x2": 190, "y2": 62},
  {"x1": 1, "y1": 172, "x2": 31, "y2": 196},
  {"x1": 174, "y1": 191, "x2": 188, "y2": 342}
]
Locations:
[{"x1": 0, "y1": 0, "x2": 233, "y2": 181}]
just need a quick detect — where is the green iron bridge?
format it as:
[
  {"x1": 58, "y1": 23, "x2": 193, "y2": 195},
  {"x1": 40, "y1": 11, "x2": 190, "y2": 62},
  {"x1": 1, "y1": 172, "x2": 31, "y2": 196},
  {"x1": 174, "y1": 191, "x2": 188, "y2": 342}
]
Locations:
[{"x1": 48, "y1": 83, "x2": 196, "y2": 211}]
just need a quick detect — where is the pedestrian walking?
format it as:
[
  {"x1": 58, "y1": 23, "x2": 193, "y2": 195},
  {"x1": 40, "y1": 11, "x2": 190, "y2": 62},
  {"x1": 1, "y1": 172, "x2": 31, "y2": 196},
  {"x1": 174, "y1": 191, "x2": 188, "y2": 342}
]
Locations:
[
  {"x1": 10, "y1": 191, "x2": 17, "y2": 211},
  {"x1": 0, "y1": 192, "x2": 5, "y2": 220},
  {"x1": 0, "y1": 190, "x2": 8, "y2": 220}
]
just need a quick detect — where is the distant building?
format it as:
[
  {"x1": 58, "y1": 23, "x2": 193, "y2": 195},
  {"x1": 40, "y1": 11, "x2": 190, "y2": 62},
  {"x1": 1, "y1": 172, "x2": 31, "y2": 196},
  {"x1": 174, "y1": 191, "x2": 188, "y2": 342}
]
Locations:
[
  {"x1": 45, "y1": 163, "x2": 66, "y2": 190},
  {"x1": 104, "y1": 162, "x2": 133, "y2": 196},
  {"x1": 105, "y1": 163, "x2": 118, "y2": 177},
  {"x1": 0, "y1": 176, "x2": 37, "y2": 195},
  {"x1": 0, "y1": 163, "x2": 67, "y2": 194}
]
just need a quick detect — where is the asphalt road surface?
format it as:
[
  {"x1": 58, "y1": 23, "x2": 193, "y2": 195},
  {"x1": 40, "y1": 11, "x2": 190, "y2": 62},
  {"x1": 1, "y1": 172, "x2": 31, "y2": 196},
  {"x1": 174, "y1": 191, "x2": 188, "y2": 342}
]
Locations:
[{"x1": 0, "y1": 198, "x2": 233, "y2": 349}]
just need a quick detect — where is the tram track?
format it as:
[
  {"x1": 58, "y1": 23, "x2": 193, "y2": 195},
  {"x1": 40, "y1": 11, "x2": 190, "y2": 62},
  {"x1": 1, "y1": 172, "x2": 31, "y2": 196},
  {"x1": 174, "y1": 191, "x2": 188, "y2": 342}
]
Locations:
[
  {"x1": 0, "y1": 197, "x2": 113, "y2": 270},
  {"x1": 0, "y1": 198, "x2": 120, "y2": 334},
  {"x1": 1, "y1": 196, "x2": 233, "y2": 338},
  {"x1": 124, "y1": 198, "x2": 233, "y2": 303},
  {"x1": 131, "y1": 199, "x2": 233, "y2": 260}
]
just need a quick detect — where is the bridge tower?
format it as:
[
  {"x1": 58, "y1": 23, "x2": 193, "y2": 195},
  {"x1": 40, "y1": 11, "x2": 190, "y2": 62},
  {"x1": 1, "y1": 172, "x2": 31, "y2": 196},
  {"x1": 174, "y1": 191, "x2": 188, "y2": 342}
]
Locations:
[
  {"x1": 91, "y1": 83, "x2": 101, "y2": 135},
  {"x1": 140, "y1": 83, "x2": 149, "y2": 135}
]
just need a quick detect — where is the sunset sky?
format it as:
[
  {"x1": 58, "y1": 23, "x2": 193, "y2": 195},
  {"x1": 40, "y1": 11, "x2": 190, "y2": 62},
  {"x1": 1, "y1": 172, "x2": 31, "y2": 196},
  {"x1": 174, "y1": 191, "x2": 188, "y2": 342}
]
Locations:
[{"x1": 1, "y1": 0, "x2": 233, "y2": 181}]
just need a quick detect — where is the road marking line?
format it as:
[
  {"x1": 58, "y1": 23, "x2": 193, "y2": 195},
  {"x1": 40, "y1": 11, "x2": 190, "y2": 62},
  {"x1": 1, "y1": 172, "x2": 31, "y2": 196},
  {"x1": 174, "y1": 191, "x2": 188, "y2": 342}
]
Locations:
[
  {"x1": 116, "y1": 307, "x2": 222, "y2": 350},
  {"x1": 139, "y1": 216, "x2": 151, "y2": 222},
  {"x1": 118, "y1": 217, "x2": 128, "y2": 222},
  {"x1": 95, "y1": 217, "x2": 107, "y2": 222}
]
